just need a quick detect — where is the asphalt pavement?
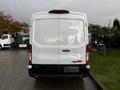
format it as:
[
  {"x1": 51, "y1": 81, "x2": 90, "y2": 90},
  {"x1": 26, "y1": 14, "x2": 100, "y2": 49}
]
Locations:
[{"x1": 0, "y1": 49, "x2": 100, "y2": 90}]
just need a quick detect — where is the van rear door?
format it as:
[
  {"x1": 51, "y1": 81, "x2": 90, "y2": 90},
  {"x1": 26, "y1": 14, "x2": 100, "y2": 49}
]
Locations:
[
  {"x1": 59, "y1": 15, "x2": 86, "y2": 64},
  {"x1": 32, "y1": 14, "x2": 59, "y2": 64}
]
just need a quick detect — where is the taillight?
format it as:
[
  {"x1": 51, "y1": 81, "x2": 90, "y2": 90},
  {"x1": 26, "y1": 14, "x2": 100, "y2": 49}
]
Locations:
[
  {"x1": 86, "y1": 44, "x2": 90, "y2": 64},
  {"x1": 28, "y1": 44, "x2": 32, "y2": 64}
]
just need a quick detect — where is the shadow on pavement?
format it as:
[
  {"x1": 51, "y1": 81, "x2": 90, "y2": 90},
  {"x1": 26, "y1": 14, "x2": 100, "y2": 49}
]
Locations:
[{"x1": 33, "y1": 77, "x2": 85, "y2": 90}]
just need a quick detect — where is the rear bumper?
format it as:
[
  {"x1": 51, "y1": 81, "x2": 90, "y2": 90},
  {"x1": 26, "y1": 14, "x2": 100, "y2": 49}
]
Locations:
[{"x1": 28, "y1": 64, "x2": 90, "y2": 77}]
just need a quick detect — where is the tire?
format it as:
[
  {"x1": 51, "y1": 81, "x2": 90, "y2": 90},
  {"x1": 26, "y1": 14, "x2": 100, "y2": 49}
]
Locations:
[
  {"x1": 0, "y1": 45, "x2": 2, "y2": 50},
  {"x1": 28, "y1": 69, "x2": 34, "y2": 77}
]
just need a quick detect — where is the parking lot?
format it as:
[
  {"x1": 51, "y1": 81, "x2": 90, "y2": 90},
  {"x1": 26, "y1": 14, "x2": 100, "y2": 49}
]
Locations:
[{"x1": 0, "y1": 49, "x2": 100, "y2": 90}]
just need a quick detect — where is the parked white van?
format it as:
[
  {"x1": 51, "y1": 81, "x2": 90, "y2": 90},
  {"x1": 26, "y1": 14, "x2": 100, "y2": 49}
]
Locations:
[
  {"x1": 28, "y1": 10, "x2": 90, "y2": 77},
  {"x1": 0, "y1": 34, "x2": 15, "y2": 50}
]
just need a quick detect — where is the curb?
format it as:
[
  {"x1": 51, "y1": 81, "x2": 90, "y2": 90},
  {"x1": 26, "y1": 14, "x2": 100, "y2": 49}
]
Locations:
[{"x1": 89, "y1": 73, "x2": 105, "y2": 90}]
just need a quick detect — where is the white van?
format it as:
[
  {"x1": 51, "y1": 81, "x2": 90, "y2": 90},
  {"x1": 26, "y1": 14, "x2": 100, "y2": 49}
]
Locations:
[
  {"x1": 28, "y1": 10, "x2": 90, "y2": 77},
  {"x1": 0, "y1": 34, "x2": 14, "y2": 50}
]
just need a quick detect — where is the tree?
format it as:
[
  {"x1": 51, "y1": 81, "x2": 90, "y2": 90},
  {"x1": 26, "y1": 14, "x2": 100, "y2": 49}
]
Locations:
[
  {"x1": 0, "y1": 12, "x2": 13, "y2": 34},
  {"x1": 21, "y1": 22, "x2": 29, "y2": 33},
  {"x1": 112, "y1": 18, "x2": 120, "y2": 35},
  {"x1": 111, "y1": 18, "x2": 120, "y2": 48},
  {"x1": 113, "y1": 18, "x2": 120, "y2": 29},
  {"x1": 89, "y1": 24, "x2": 113, "y2": 47},
  {"x1": 0, "y1": 11, "x2": 29, "y2": 34},
  {"x1": 7, "y1": 21, "x2": 22, "y2": 33},
  {"x1": 88, "y1": 24, "x2": 101, "y2": 37}
]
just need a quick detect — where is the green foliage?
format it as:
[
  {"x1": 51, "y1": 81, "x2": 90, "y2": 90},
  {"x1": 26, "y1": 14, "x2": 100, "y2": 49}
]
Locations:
[
  {"x1": 89, "y1": 18, "x2": 120, "y2": 48},
  {"x1": 89, "y1": 24, "x2": 101, "y2": 36},
  {"x1": 89, "y1": 24, "x2": 112, "y2": 38}
]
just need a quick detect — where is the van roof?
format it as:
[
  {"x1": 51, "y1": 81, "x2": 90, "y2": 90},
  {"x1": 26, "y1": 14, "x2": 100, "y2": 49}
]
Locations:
[
  {"x1": 31, "y1": 10, "x2": 88, "y2": 25},
  {"x1": 32, "y1": 10, "x2": 87, "y2": 17}
]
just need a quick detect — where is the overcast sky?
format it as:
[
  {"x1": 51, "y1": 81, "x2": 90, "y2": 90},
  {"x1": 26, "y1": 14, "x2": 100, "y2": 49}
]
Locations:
[{"x1": 0, "y1": 0, "x2": 120, "y2": 26}]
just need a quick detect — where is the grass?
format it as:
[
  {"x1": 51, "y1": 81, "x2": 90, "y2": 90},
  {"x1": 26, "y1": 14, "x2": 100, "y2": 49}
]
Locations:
[{"x1": 90, "y1": 49, "x2": 120, "y2": 90}]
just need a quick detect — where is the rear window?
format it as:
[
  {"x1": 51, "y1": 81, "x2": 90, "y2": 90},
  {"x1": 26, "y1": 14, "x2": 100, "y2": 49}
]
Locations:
[
  {"x1": 60, "y1": 19, "x2": 85, "y2": 45},
  {"x1": 33, "y1": 19, "x2": 59, "y2": 46},
  {"x1": 2, "y1": 36, "x2": 8, "y2": 40},
  {"x1": 33, "y1": 19, "x2": 85, "y2": 46}
]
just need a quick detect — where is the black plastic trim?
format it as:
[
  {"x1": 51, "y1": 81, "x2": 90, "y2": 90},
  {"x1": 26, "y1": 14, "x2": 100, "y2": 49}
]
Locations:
[
  {"x1": 49, "y1": 10, "x2": 69, "y2": 14},
  {"x1": 28, "y1": 64, "x2": 89, "y2": 77}
]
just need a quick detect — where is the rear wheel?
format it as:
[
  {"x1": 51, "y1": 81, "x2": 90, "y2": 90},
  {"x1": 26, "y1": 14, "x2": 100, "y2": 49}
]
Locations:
[{"x1": 29, "y1": 69, "x2": 40, "y2": 79}]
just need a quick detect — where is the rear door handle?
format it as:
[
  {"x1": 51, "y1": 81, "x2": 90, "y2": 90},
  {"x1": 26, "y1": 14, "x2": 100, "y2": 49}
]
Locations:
[{"x1": 62, "y1": 49, "x2": 70, "y2": 52}]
